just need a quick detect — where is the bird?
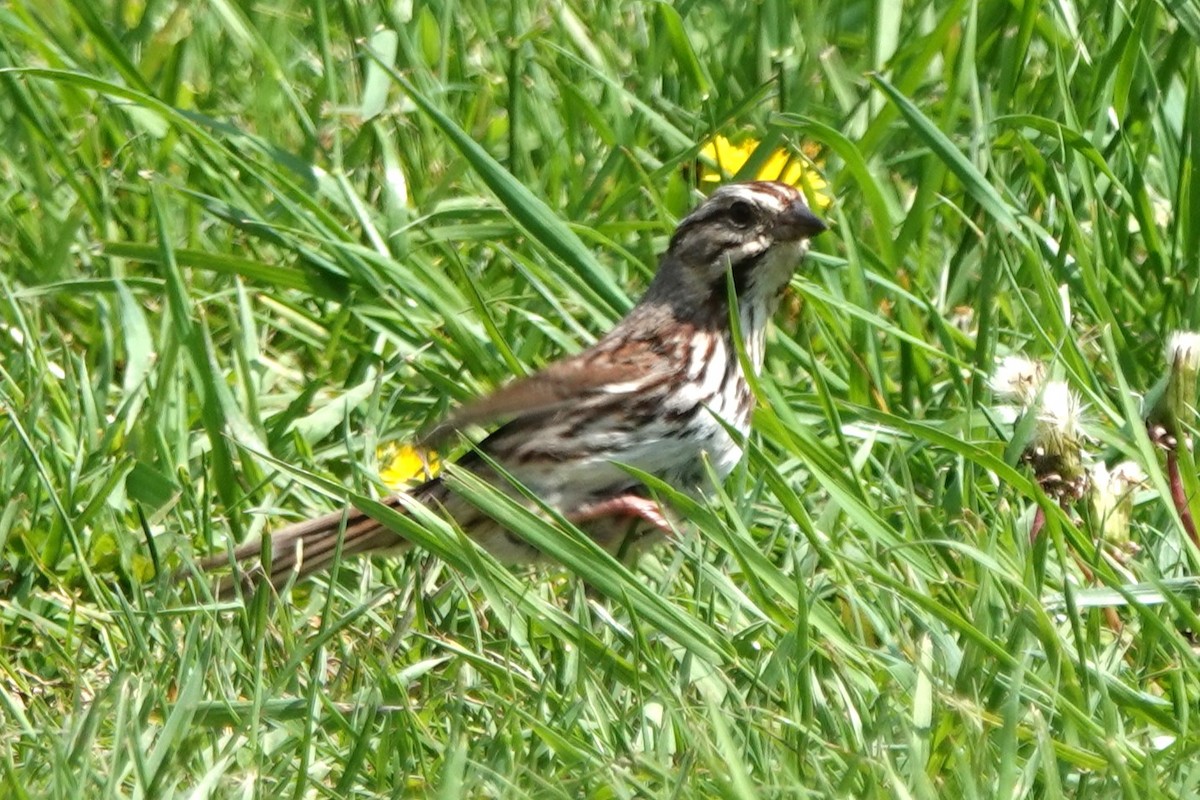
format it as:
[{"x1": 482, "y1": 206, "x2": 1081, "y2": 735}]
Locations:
[{"x1": 201, "y1": 180, "x2": 827, "y2": 592}]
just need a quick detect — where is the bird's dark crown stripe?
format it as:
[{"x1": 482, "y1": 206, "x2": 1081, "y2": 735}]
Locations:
[{"x1": 742, "y1": 181, "x2": 799, "y2": 206}]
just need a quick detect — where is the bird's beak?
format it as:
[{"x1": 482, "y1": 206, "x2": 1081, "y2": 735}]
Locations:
[{"x1": 773, "y1": 201, "x2": 827, "y2": 240}]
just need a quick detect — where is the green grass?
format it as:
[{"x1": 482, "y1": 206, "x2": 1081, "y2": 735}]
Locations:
[{"x1": 3, "y1": 0, "x2": 1200, "y2": 796}]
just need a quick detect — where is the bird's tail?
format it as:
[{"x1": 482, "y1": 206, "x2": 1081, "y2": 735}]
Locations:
[{"x1": 196, "y1": 486, "x2": 435, "y2": 597}]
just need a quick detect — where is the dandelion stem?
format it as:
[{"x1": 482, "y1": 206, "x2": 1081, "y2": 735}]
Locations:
[
  {"x1": 1166, "y1": 449, "x2": 1198, "y2": 548},
  {"x1": 1030, "y1": 505, "x2": 1046, "y2": 543}
]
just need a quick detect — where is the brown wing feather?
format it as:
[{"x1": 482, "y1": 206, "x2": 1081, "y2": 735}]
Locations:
[{"x1": 420, "y1": 352, "x2": 661, "y2": 444}]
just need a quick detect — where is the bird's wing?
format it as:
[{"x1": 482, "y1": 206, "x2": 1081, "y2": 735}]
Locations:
[{"x1": 420, "y1": 354, "x2": 664, "y2": 444}]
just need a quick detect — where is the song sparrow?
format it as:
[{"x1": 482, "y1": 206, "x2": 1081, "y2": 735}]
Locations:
[{"x1": 203, "y1": 181, "x2": 826, "y2": 591}]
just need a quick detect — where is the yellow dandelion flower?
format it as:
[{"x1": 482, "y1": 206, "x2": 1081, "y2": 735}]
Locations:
[
  {"x1": 698, "y1": 135, "x2": 759, "y2": 182},
  {"x1": 698, "y1": 134, "x2": 832, "y2": 211},
  {"x1": 378, "y1": 443, "x2": 440, "y2": 491}
]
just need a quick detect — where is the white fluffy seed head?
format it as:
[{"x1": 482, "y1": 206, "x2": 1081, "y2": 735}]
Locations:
[
  {"x1": 1035, "y1": 381, "x2": 1085, "y2": 452},
  {"x1": 1089, "y1": 460, "x2": 1146, "y2": 545},
  {"x1": 990, "y1": 355, "x2": 1046, "y2": 406},
  {"x1": 1167, "y1": 331, "x2": 1200, "y2": 380},
  {"x1": 1147, "y1": 329, "x2": 1200, "y2": 437}
]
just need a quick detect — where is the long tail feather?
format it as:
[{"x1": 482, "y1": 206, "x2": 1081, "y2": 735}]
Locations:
[{"x1": 198, "y1": 480, "x2": 443, "y2": 597}]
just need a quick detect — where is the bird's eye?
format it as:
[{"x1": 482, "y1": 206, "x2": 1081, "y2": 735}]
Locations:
[{"x1": 727, "y1": 200, "x2": 756, "y2": 228}]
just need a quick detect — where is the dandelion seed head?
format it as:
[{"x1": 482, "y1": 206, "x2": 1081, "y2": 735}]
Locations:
[
  {"x1": 990, "y1": 355, "x2": 1045, "y2": 406},
  {"x1": 1089, "y1": 460, "x2": 1145, "y2": 546},
  {"x1": 1036, "y1": 381, "x2": 1085, "y2": 450},
  {"x1": 1167, "y1": 330, "x2": 1200, "y2": 378}
]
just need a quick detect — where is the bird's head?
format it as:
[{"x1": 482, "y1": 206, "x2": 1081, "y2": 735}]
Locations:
[{"x1": 644, "y1": 181, "x2": 827, "y2": 319}]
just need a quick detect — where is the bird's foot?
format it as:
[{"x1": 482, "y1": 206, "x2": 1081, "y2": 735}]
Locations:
[{"x1": 568, "y1": 495, "x2": 673, "y2": 535}]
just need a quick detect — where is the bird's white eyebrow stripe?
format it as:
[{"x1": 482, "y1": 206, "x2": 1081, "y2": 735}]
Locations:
[{"x1": 717, "y1": 181, "x2": 798, "y2": 211}]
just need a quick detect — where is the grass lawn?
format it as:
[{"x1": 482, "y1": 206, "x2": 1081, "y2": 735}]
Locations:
[{"x1": 3, "y1": 0, "x2": 1200, "y2": 796}]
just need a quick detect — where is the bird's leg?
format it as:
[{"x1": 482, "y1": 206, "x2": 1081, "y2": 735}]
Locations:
[{"x1": 567, "y1": 494, "x2": 674, "y2": 536}]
